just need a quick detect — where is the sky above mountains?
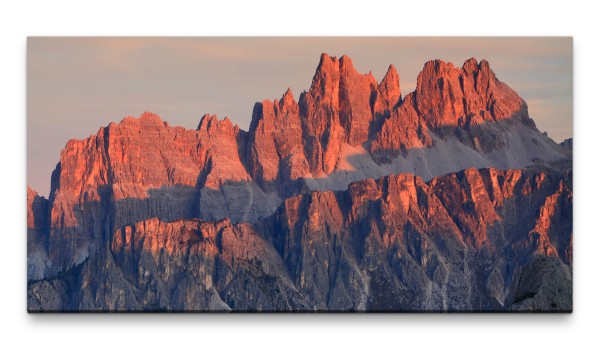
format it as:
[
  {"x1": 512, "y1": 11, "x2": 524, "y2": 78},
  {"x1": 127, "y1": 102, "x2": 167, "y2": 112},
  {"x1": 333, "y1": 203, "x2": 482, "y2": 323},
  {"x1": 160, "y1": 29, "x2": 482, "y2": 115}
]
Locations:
[{"x1": 28, "y1": 37, "x2": 572, "y2": 196}]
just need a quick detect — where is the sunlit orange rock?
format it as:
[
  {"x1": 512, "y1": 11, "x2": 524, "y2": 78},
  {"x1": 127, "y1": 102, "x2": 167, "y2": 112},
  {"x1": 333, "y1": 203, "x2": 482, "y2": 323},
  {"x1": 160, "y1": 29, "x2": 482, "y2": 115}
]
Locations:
[{"x1": 27, "y1": 53, "x2": 571, "y2": 312}]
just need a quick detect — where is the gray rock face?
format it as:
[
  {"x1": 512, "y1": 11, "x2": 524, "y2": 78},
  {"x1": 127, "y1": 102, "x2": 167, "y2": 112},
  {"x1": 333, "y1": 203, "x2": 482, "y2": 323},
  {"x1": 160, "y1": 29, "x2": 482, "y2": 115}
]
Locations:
[
  {"x1": 28, "y1": 166, "x2": 572, "y2": 312},
  {"x1": 27, "y1": 187, "x2": 51, "y2": 280}
]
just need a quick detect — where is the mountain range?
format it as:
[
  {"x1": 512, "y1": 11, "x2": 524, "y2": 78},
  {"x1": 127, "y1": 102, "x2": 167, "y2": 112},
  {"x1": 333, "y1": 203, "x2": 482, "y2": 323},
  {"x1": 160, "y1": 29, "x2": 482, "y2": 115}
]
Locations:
[{"x1": 27, "y1": 53, "x2": 572, "y2": 312}]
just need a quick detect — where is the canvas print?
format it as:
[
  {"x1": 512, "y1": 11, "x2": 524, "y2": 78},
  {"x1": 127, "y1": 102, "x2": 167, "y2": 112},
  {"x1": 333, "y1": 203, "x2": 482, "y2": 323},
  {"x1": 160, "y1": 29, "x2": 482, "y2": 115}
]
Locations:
[{"x1": 27, "y1": 37, "x2": 572, "y2": 312}]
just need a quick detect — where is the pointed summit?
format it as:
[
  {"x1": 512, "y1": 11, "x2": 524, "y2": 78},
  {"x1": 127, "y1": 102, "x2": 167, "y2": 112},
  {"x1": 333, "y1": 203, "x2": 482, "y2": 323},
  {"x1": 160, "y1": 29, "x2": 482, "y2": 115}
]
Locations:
[
  {"x1": 339, "y1": 54, "x2": 357, "y2": 74},
  {"x1": 308, "y1": 53, "x2": 341, "y2": 107},
  {"x1": 197, "y1": 114, "x2": 218, "y2": 131},
  {"x1": 479, "y1": 59, "x2": 490, "y2": 71},
  {"x1": 281, "y1": 87, "x2": 295, "y2": 107},
  {"x1": 462, "y1": 57, "x2": 479, "y2": 73},
  {"x1": 315, "y1": 53, "x2": 340, "y2": 76},
  {"x1": 384, "y1": 64, "x2": 398, "y2": 79},
  {"x1": 378, "y1": 64, "x2": 401, "y2": 108},
  {"x1": 461, "y1": 57, "x2": 494, "y2": 81}
]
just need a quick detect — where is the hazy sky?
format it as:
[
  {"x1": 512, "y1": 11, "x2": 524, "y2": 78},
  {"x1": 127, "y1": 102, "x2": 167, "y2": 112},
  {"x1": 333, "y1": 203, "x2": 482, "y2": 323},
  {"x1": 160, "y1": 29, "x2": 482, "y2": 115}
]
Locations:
[{"x1": 27, "y1": 37, "x2": 572, "y2": 197}]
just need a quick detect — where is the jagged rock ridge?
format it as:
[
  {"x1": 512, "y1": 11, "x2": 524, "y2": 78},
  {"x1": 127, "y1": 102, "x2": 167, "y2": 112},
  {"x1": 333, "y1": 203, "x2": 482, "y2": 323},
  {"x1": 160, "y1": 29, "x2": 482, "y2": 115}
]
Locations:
[
  {"x1": 27, "y1": 53, "x2": 571, "y2": 312},
  {"x1": 28, "y1": 167, "x2": 572, "y2": 311}
]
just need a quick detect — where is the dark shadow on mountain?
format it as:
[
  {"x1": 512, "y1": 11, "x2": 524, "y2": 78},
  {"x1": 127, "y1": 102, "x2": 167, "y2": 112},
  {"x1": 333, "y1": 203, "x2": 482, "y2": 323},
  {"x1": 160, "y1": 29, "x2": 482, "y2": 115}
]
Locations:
[
  {"x1": 28, "y1": 159, "x2": 573, "y2": 312},
  {"x1": 368, "y1": 113, "x2": 567, "y2": 172},
  {"x1": 114, "y1": 186, "x2": 198, "y2": 229},
  {"x1": 34, "y1": 110, "x2": 571, "y2": 277}
]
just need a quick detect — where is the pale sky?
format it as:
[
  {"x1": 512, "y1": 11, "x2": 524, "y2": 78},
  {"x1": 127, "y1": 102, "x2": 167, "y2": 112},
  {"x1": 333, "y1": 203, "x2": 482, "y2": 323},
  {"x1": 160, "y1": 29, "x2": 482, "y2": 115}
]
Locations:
[{"x1": 27, "y1": 37, "x2": 572, "y2": 197}]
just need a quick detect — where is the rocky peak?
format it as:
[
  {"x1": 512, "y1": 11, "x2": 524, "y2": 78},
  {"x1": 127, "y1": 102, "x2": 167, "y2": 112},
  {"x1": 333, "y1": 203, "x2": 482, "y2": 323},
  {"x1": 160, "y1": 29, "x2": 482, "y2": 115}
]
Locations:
[
  {"x1": 139, "y1": 111, "x2": 163, "y2": 123},
  {"x1": 415, "y1": 58, "x2": 527, "y2": 129},
  {"x1": 309, "y1": 53, "x2": 341, "y2": 106},
  {"x1": 197, "y1": 114, "x2": 221, "y2": 132},
  {"x1": 559, "y1": 138, "x2": 573, "y2": 150},
  {"x1": 307, "y1": 53, "x2": 378, "y2": 107},
  {"x1": 300, "y1": 53, "x2": 381, "y2": 173},
  {"x1": 559, "y1": 138, "x2": 573, "y2": 156},
  {"x1": 27, "y1": 187, "x2": 48, "y2": 230},
  {"x1": 339, "y1": 54, "x2": 358, "y2": 74},
  {"x1": 280, "y1": 87, "x2": 296, "y2": 109},
  {"x1": 250, "y1": 89, "x2": 299, "y2": 129},
  {"x1": 117, "y1": 112, "x2": 165, "y2": 130},
  {"x1": 377, "y1": 64, "x2": 401, "y2": 108},
  {"x1": 197, "y1": 114, "x2": 236, "y2": 137},
  {"x1": 462, "y1": 57, "x2": 478, "y2": 71},
  {"x1": 461, "y1": 57, "x2": 490, "y2": 75},
  {"x1": 247, "y1": 88, "x2": 307, "y2": 186},
  {"x1": 197, "y1": 113, "x2": 215, "y2": 130},
  {"x1": 426, "y1": 59, "x2": 457, "y2": 74},
  {"x1": 415, "y1": 59, "x2": 466, "y2": 127}
]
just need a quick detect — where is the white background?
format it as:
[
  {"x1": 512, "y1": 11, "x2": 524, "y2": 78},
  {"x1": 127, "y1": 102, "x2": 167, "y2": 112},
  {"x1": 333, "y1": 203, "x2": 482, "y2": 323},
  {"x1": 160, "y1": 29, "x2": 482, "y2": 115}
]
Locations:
[{"x1": 1, "y1": 1, "x2": 596, "y2": 346}]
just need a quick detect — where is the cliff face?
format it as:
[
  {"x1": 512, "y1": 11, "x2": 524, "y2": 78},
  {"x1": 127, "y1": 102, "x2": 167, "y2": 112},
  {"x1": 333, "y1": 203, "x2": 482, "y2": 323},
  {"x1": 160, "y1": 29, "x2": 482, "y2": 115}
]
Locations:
[
  {"x1": 370, "y1": 57, "x2": 541, "y2": 162},
  {"x1": 46, "y1": 112, "x2": 280, "y2": 268},
  {"x1": 414, "y1": 58, "x2": 526, "y2": 128},
  {"x1": 247, "y1": 53, "x2": 403, "y2": 188},
  {"x1": 27, "y1": 54, "x2": 571, "y2": 312},
  {"x1": 28, "y1": 167, "x2": 572, "y2": 312},
  {"x1": 27, "y1": 187, "x2": 50, "y2": 280}
]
